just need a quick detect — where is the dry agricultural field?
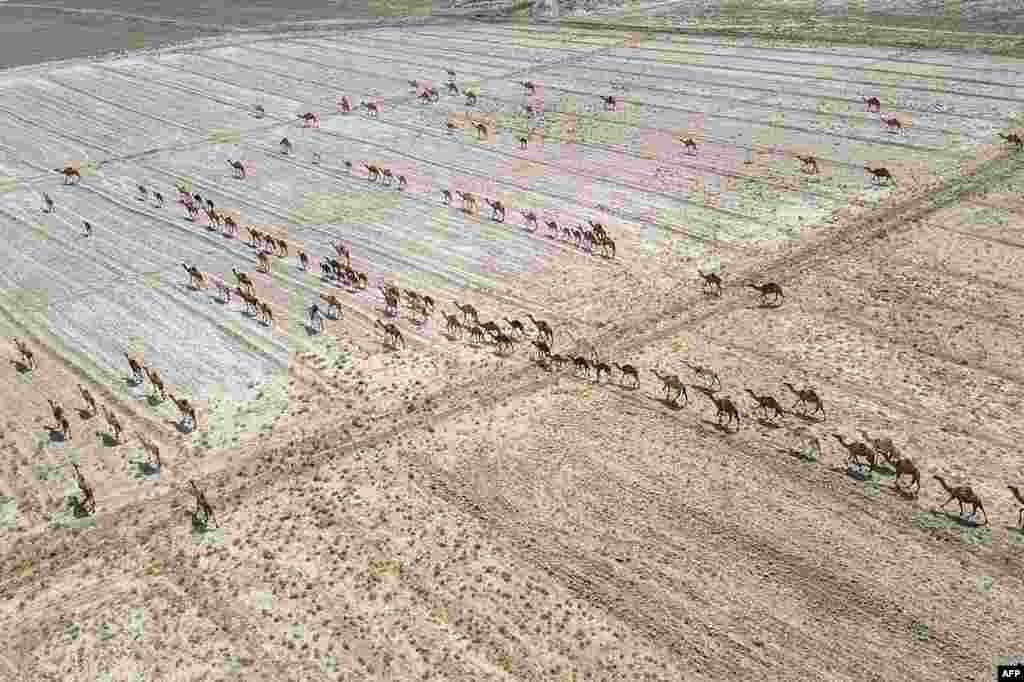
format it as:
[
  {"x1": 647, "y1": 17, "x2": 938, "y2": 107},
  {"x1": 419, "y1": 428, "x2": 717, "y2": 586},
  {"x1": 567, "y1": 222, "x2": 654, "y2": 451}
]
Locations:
[{"x1": 2, "y1": 9, "x2": 1024, "y2": 681}]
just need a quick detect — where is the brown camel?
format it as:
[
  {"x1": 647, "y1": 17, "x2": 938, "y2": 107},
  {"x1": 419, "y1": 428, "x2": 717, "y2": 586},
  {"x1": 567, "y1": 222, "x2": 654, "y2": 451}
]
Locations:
[
  {"x1": 47, "y1": 398, "x2": 65, "y2": 424},
  {"x1": 136, "y1": 432, "x2": 162, "y2": 468},
  {"x1": 531, "y1": 339, "x2": 551, "y2": 360},
  {"x1": 492, "y1": 332, "x2": 516, "y2": 354},
  {"x1": 473, "y1": 122, "x2": 488, "y2": 140},
  {"x1": 745, "y1": 389, "x2": 784, "y2": 421},
  {"x1": 78, "y1": 384, "x2": 97, "y2": 416},
  {"x1": 748, "y1": 282, "x2": 784, "y2": 306},
  {"x1": 361, "y1": 101, "x2": 380, "y2": 117},
  {"x1": 124, "y1": 352, "x2": 144, "y2": 383},
  {"x1": 182, "y1": 263, "x2": 205, "y2": 289},
  {"x1": 880, "y1": 447, "x2": 920, "y2": 495},
  {"x1": 169, "y1": 393, "x2": 198, "y2": 428},
  {"x1": 279, "y1": 137, "x2": 293, "y2": 155},
  {"x1": 1008, "y1": 486, "x2": 1024, "y2": 528},
  {"x1": 308, "y1": 303, "x2": 324, "y2": 331},
  {"x1": 881, "y1": 116, "x2": 903, "y2": 134},
  {"x1": 298, "y1": 112, "x2": 319, "y2": 127},
  {"x1": 455, "y1": 190, "x2": 478, "y2": 214},
  {"x1": 698, "y1": 269, "x2": 722, "y2": 296},
  {"x1": 998, "y1": 132, "x2": 1023, "y2": 151},
  {"x1": 783, "y1": 382, "x2": 825, "y2": 419},
  {"x1": 232, "y1": 268, "x2": 255, "y2": 294},
  {"x1": 55, "y1": 166, "x2": 81, "y2": 184},
  {"x1": 518, "y1": 135, "x2": 528, "y2": 150},
  {"x1": 832, "y1": 434, "x2": 876, "y2": 468},
  {"x1": 189, "y1": 480, "x2": 216, "y2": 527},
  {"x1": 679, "y1": 138, "x2": 697, "y2": 155},
  {"x1": 375, "y1": 320, "x2": 405, "y2": 348},
  {"x1": 503, "y1": 317, "x2": 526, "y2": 337},
  {"x1": 320, "y1": 293, "x2": 342, "y2": 319},
  {"x1": 484, "y1": 199, "x2": 506, "y2": 222},
  {"x1": 865, "y1": 165, "x2": 895, "y2": 185},
  {"x1": 934, "y1": 475, "x2": 987, "y2": 525},
  {"x1": 525, "y1": 314, "x2": 553, "y2": 344},
  {"x1": 381, "y1": 168, "x2": 394, "y2": 186},
  {"x1": 101, "y1": 405, "x2": 123, "y2": 443},
  {"x1": 13, "y1": 338, "x2": 35, "y2": 369},
  {"x1": 594, "y1": 361, "x2": 613, "y2": 382},
  {"x1": 142, "y1": 365, "x2": 167, "y2": 401},
  {"x1": 443, "y1": 312, "x2": 463, "y2": 337},
  {"x1": 863, "y1": 96, "x2": 881, "y2": 112},
  {"x1": 398, "y1": 175, "x2": 408, "y2": 190},
  {"x1": 70, "y1": 463, "x2": 95, "y2": 516},
  {"x1": 236, "y1": 287, "x2": 259, "y2": 316},
  {"x1": 612, "y1": 363, "x2": 640, "y2": 388},
  {"x1": 797, "y1": 155, "x2": 819, "y2": 174},
  {"x1": 572, "y1": 355, "x2": 592, "y2": 377},
  {"x1": 42, "y1": 192, "x2": 54, "y2": 212},
  {"x1": 684, "y1": 361, "x2": 721, "y2": 390},
  {"x1": 702, "y1": 391, "x2": 740, "y2": 428},
  {"x1": 258, "y1": 301, "x2": 274, "y2": 326},
  {"x1": 650, "y1": 369, "x2": 687, "y2": 404}
]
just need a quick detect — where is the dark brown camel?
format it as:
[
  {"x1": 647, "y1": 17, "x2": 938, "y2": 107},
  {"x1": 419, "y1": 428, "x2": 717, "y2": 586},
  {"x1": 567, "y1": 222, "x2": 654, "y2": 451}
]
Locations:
[
  {"x1": 189, "y1": 480, "x2": 216, "y2": 527},
  {"x1": 1008, "y1": 485, "x2": 1024, "y2": 528},
  {"x1": 698, "y1": 269, "x2": 722, "y2": 296},
  {"x1": 832, "y1": 434, "x2": 876, "y2": 468},
  {"x1": 375, "y1": 320, "x2": 404, "y2": 348},
  {"x1": 142, "y1": 365, "x2": 167, "y2": 401},
  {"x1": 70, "y1": 463, "x2": 95, "y2": 516},
  {"x1": 650, "y1": 369, "x2": 687, "y2": 404},
  {"x1": 748, "y1": 282, "x2": 784, "y2": 306},
  {"x1": 998, "y1": 132, "x2": 1023, "y2": 151},
  {"x1": 55, "y1": 166, "x2": 81, "y2": 184},
  {"x1": 454, "y1": 301, "x2": 479, "y2": 324},
  {"x1": 613, "y1": 363, "x2": 640, "y2": 388},
  {"x1": 525, "y1": 314, "x2": 553, "y2": 344},
  {"x1": 683, "y1": 361, "x2": 720, "y2": 390},
  {"x1": 934, "y1": 476, "x2": 987, "y2": 525},
  {"x1": 78, "y1": 384, "x2": 97, "y2": 416},
  {"x1": 745, "y1": 389, "x2": 784, "y2": 421},
  {"x1": 13, "y1": 338, "x2": 35, "y2": 369},
  {"x1": 484, "y1": 199, "x2": 506, "y2": 222},
  {"x1": 227, "y1": 159, "x2": 246, "y2": 179},
  {"x1": 783, "y1": 382, "x2": 825, "y2": 419},
  {"x1": 679, "y1": 138, "x2": 697, "y2": 155},
  {"x1": 797, "y1": 155, "x2": 819, "y2": 174},
  {"x1": 865, "y1": 165, "x2": 895, "y2": 185}
]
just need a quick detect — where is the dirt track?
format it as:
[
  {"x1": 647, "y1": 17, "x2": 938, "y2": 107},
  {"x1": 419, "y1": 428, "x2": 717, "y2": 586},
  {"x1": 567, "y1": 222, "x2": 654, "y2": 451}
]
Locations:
[{"x1": 2, "y1": 12, "x2": 1024, "y2": 682}]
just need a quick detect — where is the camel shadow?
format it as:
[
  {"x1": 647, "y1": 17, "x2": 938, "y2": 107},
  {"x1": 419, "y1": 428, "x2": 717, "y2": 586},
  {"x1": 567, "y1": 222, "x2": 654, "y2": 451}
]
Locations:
[
  {"x1": 96, "y1": 431, "x2": 119, "y2": 447},
  {"x1": 145, "y1": 394, "x2": 164, "y2": 407},
  {"x1": 781, "y1": 447, "x2": 818, "y2": 463},
  {"x1": 377, "y1": 307, "x2": 398, "y2": 318},
  {"x1": 442, "y1": 332, "x2": 461, "y2": 342},
  {"x1": 10, "y1": 359, "x2": 32, "y2": 374},
  {"x1": 842, "y1": 464, "x2": 872, "y2": 481},
  {"x1": 172, "y1": 419, "x2": 194, "y2": 434},
  {"x1": 701, "y1": 418, "x2": 737, "y2": 434},
  {"x1": 657, "y1": 397, "x2": 686, "y2": 411},
  {"x1": 47, "y1": 428, "x2": 68, "y2": 443},
  {"x1": 756, "y1": 300, "x2": 784, "y2": 310},
  {"x1": 125, "y1": 375, "x2": 142, "y2": 387},
  {"x1": 756, "y1": 417, "x2": 782, "y2": 429},
  {"x1": 76, "y1": 408, "x2": 94, "y2": 420},
  {"x1": 933, "y1": 509, "x2": 986, "y2": 528},
  {"x1": 304, "y1": 323, "x2": 322, "y2": 336},
  {"x1": 789, "y1": 410, "x2": 825, "y2": 424}
]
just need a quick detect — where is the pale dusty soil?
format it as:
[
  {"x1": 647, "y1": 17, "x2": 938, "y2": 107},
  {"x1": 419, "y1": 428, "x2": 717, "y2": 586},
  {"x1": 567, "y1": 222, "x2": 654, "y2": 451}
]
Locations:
[{"x1": 1, "y1": 16, "x2": 1024, "y2": 682}]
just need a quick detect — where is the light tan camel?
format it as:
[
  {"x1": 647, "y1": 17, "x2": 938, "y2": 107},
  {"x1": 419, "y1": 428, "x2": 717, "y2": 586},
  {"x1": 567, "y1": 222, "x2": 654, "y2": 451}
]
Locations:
[
  {"x1": 101, "y1": 405, "x2": 123, "y2": 443},
  {"x1": 142, "y1": 365, "x2": 167, "y2": 401},
  {"x1": 934, "y1": 475, "x2": 987, "y2": 525},
  {"x1": 13, "y1": 338, "x2": 35, "y2": 369}
]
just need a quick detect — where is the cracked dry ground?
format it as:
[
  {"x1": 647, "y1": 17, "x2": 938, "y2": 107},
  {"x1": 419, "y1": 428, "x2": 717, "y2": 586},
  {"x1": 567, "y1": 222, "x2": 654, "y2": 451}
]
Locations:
[{"x1": 4, "y1": 153, "x2": 1024, "y2": 679}]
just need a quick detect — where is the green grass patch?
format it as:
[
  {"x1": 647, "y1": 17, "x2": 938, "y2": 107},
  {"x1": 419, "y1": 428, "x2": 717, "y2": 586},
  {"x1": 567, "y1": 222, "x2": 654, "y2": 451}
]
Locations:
[
  {"x1": 960, "y1": 526, "x2": 991, "y2": 545},
  {"x1": 95, "y1": 622, "x2": 115, "y2": 642},
  {"x1": 252, "y1": 590, "x2": 274, "y2": 610},
  {"x1": 910, "y1": 622, "x2": 929, "y2": 642},
  {"x1": 911, "y1": 511, "x2": 957, "y2": 530},
  {"x1": 0, "y1": 175, "x2": 16, "y2": 193},
  {"x1": 975, "y1": 576, "x2": 993, "y2": 594},
  {"x1": 366, "y1": 0, "x2": 434, "y2": 18},
  {"x1": 208, "y1": 128, "x2": 241, "y2": 144},
  {"x1": 0, "y1": 496, "x2": 16, "y2": 528},
  {"x1": 288, "y1": 191, "x2": 400, "y2": 226},
  {"x1": 287, "y1": 623, "x2": 305, "y2": 642},
  {"x1": 223, "y1": 654, "x2": 242, "y2": 674},
  {"x1": 127, "y1": 608, "x2": 145, "y2": 642},
  {"x1": 63, "y1": 623, "x2": 81, "y2": 642},
  {"x1": 1008, "y1": 528, "x2": 1024, "y2": 545},
  {"x1": 319, "y1": 655, "x2": 338, "y2": 673}
]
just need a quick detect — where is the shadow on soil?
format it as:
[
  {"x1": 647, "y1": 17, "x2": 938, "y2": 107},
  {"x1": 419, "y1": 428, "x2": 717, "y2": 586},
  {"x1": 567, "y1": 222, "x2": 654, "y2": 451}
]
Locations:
[
  {"x1": 11, "y1": 360, "x2": 32, "y2": 374},
  {"x1": 96, "y1": 431, "x2": 119, "y2": 447}
]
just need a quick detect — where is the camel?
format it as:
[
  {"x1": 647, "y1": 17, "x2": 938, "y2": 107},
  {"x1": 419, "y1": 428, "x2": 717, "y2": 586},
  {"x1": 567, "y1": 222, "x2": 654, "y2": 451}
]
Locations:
[
  {"x1": 380, "y1": 168, "x2": 395, "y2": 187},
  {"x1": 474, "y1": 123, "x2": 488, "y2": 140},
  {"x1": 526, "y1": 314, "x2": 553, "y2": 344},
  {"x1": 588, "y1": 220, "x2": 607, "y2": 240},
  {"x1": 442, "y1": 312, "x2": 463, "y2": 337},
  {"x1": 331, "y1": 240, "x2": 351, "y2": 266},
  {"x1": 298, "y1": 112, "x2": 319, "y2": 127},
  {"x1": 189, "y1": 480, "x2": 216, "y2": 527},
  {"x1": 232, "y1": 268, "x2": 255, "y2": 295},
  {"x1": 82, "y1": 220, "x2": 93, "y2": 235},
  {"x1": 684, "y1": 361, "x2": 721, "y2": 390},
  {"x1": 101, "y1": 405, "x2": 123, "y2": 443},
  {"x1": 48, "y1": 399, "x2": 65, "y2": 424},
  {"x1": 204, "y1": 207, "x2": 222, "y2": 230},
  {"x1": 154, "y1": 192, "x2": 164, "y2": 207},
  {"x1": 361, "y1": 101, "x2": 380, "y2": 117},
  {"x1": 531, "y1": 339, "x2": 552, "y2": 360},
  {"x1": 1008, "y1": 486, "x2": 1024, "y2": 528},
  {"x1": 521, "y1": 209, "x2": 539, "y2": 231},
  {"x1": 441, "y1": 189, "x2": 453, "y2": 205},
  {"x1": 465, "y1": 324, "x2": 486, "y2": 344},
  {"x1": 858, "y1": 429, "x2": 898, "y2": 460},
  {"x1": 70, "y1": 464, "x2": 96, "y2": 516},
  {"x1": 124, "y1": 352, "x2": 144, "y2": 383},
  {"x1": 881, "y1": 116, "x2": 903, "y2": 134},
  {"x1": 42, "y1": 192, "x2": 55, "y2": 212},
  {"x1": 337, "y1": 95, "x2": 352, "y2": 114},
  {"x1": 258, "y1": 301, "x2": 274, "y2": 326},
  {"x1": 169, "y1": 393, "x2": 198, "y2": 428},
  {"x1": 679, "y1": 138, "x2": 698, "y2": 155},
  {"x1": 236, "y1": 287, "x2": 259, "y2": 316},
  {"x1": 222, "y1": 214, "x2": 239, "y2": 237},
  {"x1": 564, "y1": 329, "x2": 598, "y2": 363},
  {"x1": 446, "y1": 81, "x2": 459, "y2": 95},
  {"x1": 745, "y1": 389, "x2": 784, "y2": 421},
  {"x1": 446, "y1": 68, "x2": 456, "y2": 79},
  {"x1": 877, "y1": 445, "x2": 920, "y2": 495},
  {"x1": 78, "y1": 384, "x2": 97, "y2": 416},
  {"x1": 573, "y1": 355, "x2": 592, "y2": 377},
  {"x1": 136, "y1": 432, "x2": 162, "y2": 468},
  {"x1": 479, "y1": 320, "x2": 503, "y2": 337},
  {"x1": 419, "y1": 89, "x2": 439, "y2": 104},
  {"x1": 651, "y1": 369, "x2": 687, "y2": 404},
  {"x1": 446, "y1": 121, "x2": 459, "y2": 134},
  {"x1": 701, "y1": 391, "x2": 740, "y2": 428},
  {"x1": 280, "y1": 137, "x2": 293, "y2": 155},
  {"x1": 254, "y1": 103, "x2": 265, "y2": 118},
  {"x1": 12, "y1": 338, "x2": 35, "y2": 369},
  {"x1": 503, "y1": 317, "x2": 526, "y2": 337},
  {"x1": 748, "y1": 282, "x2": 784, "y2": 306},
  {"x1": 382, "y1": 289, "x2": 400, "y2": 316},
  {"x1": 832, "y1": 434, "x2": 876, "y2": 468},
  {"x1": 142, "y1": 365, "x2": 167, "y2": 401},
  {"x1": 493, "y1": 332, "x2": 516, "y2": 354},
  {"x1": 600, "y1": 95, "x2": 616, "y2": 111},
  {"x1": 410, "y1": 297, "x2": 432, "y2": 324},
  {"x1": 933, "y1": 476, "x2": 987, "y2": 525},
  {"x1": 225, "y1": 159, "x2": 246, "y2": 179},
  {"x1": 797, "y1": 155, "x2": 819, "y2": 174},
  {"x1": 54, "y1": 414, "x2": 71, "y2": 440},
  {"x1": 398, "y1": 175, "x2": 408, "y2": 190},
  {"x1": 610, "y1": 363, "x2": 639, "y2": 388},
  {"x1": 595, "y1": 234, "x2": 616, "y2": 259},
  {"x1": 55, "y1": 166, "x2": 81, "y2": 185},
  {"x1": 364, "y1": 163, "x2": 381, "y2": 182},
  {"x1": 464, "y1": 91, "x2": 478, "y2": 106},
  {"x1": 865, "y1": 165, "x2": 895, "y2": 185},
  {"x1": 484, "y1": 199, "x2": 506, "y2": 222},
  {"x1": 320, "y1": 293, "x2": 342, "y2": 319},
  {"x1": 544, "y1": 219, "x2": 559, "y2": 236},
  {"x1": 207, "y1": 274, "x2": 231, "y2": 303},
  {"x1": 307, "y1": 303, "x2": 324, "y2": 331},
  {"x1": 376, "y1": 320, "x2": 405, "y2": 348},
  {"x1": 998, "y1": 132, "x2": 1023, "y2": 151},
  {"x1": 298, "y1": 251, "x2": 309, "y2": 271},
  {"x1": 455, "y1": 190, "x2": 478, "y2": 214},
  {"x1": 138, "y1": 184, "x2": 148, "y2": 200},
  {"x1": 594, "y1": 361, "x2": 613, "y2": 382},
  {"x1": 274, "y1": 237, "x2": 289, "y2": 257},
  {"x1": 518, "y1": 136, "x2": 528, "y2": 150},
  {"x1": 519, "y1": 81, "x2": 537, "y2": 95},
  {"x1": 257, "y1": 251, "x2": 271, "y2": 274},
  {"x1": 549, "y1": 353, "x2": 570, "y2": 370},
  {"x1": 783, "y1": 382, "x2": 825, "y2": 419},
  {"x1": 863, "y1": 96, "x2": 881, "y2": 112},
  {"x1": 182, "y1": 263, "x2": 205, "y2": 289},
  {"x1": 698, "y1": 269, "x2": 723, "y2": 296}
]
